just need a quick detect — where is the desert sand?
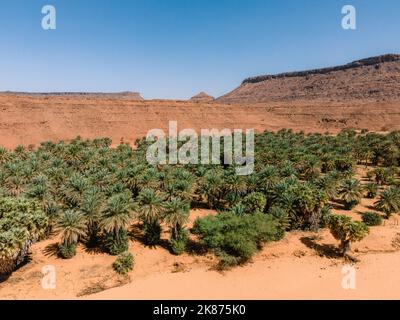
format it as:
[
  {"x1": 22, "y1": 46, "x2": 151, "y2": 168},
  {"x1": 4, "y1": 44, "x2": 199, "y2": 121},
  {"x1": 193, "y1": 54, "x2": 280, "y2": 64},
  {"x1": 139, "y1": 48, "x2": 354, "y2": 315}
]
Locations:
[{"x1": 0, "y1": 190, "x2": 399, "y2": 300}]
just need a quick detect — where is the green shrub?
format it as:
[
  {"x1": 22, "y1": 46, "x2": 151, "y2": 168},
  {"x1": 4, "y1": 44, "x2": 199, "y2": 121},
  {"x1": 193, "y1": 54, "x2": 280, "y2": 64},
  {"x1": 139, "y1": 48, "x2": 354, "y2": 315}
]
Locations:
[
  {"x1": 143, "y1": 222, "x2": 161, "y2": 246},
  {"x1": 0, "y1": 197, "x2": 48, "y2": 275},
  {"x1": 242, "y1": 192, "x2": 267, "y2": 213},
  {"x1": 170, "y1": 229, "x2": 188, "y2": 255},
  {"x1": 320, "y1": 206, "x2": 333, "y2": 228},
  {"x1": 192, "y1": 212, "x2": 281, "y2": 268},
  {"x1": 59, "y1": 242, "x2": 77, "y2": 259},
  {"x1": 361, "y1": 212, "x2": 383, "y2": 226},
  {"x1": 268, "y1": 206, "x2": 289, "y2": 238},
  {"x1": 216, "y1": 251, "x2": 242, "y2": 269},
  {"x1": 104, "y1": 230, "x2": 129, "y2": 255},
  {"x1": 113, "y1": 251, "x2": 134, "y2": 275}
]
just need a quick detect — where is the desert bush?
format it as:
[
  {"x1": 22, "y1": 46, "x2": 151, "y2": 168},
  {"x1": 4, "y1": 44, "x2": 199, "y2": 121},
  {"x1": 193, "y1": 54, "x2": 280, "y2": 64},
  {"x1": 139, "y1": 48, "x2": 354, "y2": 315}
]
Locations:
[
  {"x1": 59, "y1": 242, "x2": 77, "y2": 259},
  {"x1": 192, "y1": 212, "x2": 281, "y2": 268},
  {"x1": 0, "y1": 197, "x2": 48, "y2": 274},
  {"x1": 104, "y1": 230, "x2": 129, "y2": 255},
  {"x1": 320, "y1": 206, "x2": 333, "y2": 228},
  {"x1": 327, "y1": 214, "x2": 369, "y2": 256},
  {"x1": 242, "y1": 192, "x2": 267, "y2": 213},
  {"x1": 361, "y1": 212, "x2": 383, "y2": 226},
  {"x1": 170, "y1": 229, "x2": 189, "y2": 255},
  {"x1": 268, "y1": 206, "x2": 289, "y2": 236},
  {"x1": 113, "y1": 251, "x2": 134, "y2": 275},
  {"x1": 142, "y1": 222, "x2": 162, "y2": 246}
]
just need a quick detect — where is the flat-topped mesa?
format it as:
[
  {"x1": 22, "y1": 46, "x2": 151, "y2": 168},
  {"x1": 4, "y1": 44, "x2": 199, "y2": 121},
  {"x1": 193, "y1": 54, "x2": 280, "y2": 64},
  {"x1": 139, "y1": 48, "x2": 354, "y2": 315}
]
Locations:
[
  {"x1": 242, "y1": 54, "x2": 400, "y2": 84},
  {"x1": 217, "y1": 54, "x2": 400, "y2": 104},
  {"x1": 0, "y1": 91, "x2": 144, "y2": 100}
]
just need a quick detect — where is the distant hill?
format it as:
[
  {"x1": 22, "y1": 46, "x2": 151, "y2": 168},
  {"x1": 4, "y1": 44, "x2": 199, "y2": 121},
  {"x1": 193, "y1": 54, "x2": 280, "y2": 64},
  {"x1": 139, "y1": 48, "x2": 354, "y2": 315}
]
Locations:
[
  {"x1": 190, "y1": 92, "x2": 214, "y2": 102},
  {"x1": 217, "y1": 54, "x2": 400, "y2": 104}
]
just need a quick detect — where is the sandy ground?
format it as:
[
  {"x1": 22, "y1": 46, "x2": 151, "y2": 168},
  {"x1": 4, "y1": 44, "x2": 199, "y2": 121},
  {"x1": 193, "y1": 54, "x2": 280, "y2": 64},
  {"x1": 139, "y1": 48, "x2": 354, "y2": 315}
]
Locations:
[{"x1": 1, "y1": 195, "x2": 399, "y2": 300}]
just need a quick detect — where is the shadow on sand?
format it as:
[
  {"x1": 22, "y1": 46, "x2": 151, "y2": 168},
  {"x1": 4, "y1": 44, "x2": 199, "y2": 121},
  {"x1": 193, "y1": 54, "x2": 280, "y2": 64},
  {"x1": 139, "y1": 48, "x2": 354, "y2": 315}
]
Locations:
[{"x1": 300, "y1": 236, "x2": 342, "y2": 259}]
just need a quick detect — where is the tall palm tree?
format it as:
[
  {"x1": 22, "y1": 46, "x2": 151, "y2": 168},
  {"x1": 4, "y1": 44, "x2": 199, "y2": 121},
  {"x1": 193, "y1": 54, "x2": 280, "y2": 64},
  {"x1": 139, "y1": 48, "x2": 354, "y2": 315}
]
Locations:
[
  {"x1": 224, "y1": 171, "x2": 247, "y2": 204},
  {"x1": 375, "y1": 187, "x2": 400, "y2": 218},
  {"x1": 163, "y1": 198, "x2": 190, "y2": 240},
  {"x1": 136, "y1": 189, "x2": 165, "y2": 224},
  {"x1": 100, "y1": 192, "x2": 134, "y2": 254},
  {"x1": 100, "y1": 193, "x2": 133, "y2": 236},
  {"x1": 199, "y1": 170, "x2": 224, "y2": 209},
  {"x1": 57, "y1": 210, "x2": 87, "y2": 258},
  {"x1": 60, "y1": 173, "x2": 89, "y2": 208},
  {"x1": 364, "y1": 182, "x2": 378, "y2": 199},
  {"x1": 136, "y1": 188, "x2": 165, "y2": 245},
  {"x1": 339, "y1": 179, "x2": 363, "y2": 210},
  {"x1": 0, "y1": 147, "x2": 10, "y2": 164},
  {"x1": 80, "y1": 187, "x2": 104, "y2": 247}
]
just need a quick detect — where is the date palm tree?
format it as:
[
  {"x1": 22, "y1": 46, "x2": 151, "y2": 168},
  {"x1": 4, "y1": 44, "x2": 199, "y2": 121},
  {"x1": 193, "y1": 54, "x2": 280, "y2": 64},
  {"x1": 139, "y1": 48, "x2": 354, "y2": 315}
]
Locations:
[
  {"x1": 60, "y1": 173, "x2": 89, "y2": 208},
  {"x1": 100, "y1": 192, "x2": 133, "y2": 254},
  {"x1": 80, "y1": 187, "x2": 104, "y2": 247},
  {"x1": 375, "y1": 187, "x2": 400, "y2": 218},
  {"x1": 163, "y1": 197, "x2": 190, "y2": 240},
  {"x1": 364, "y1": 182, "x2": 378, "y2": 199},
  {"x1": 136, "y1": 188, "x2": 165, "y2": 245},
  {"x1": 57, "y1": 210, "x2": 87, "y2": 259},
  {"x1": 339, "y1": 179, "x2": 363, "y2": 210}
]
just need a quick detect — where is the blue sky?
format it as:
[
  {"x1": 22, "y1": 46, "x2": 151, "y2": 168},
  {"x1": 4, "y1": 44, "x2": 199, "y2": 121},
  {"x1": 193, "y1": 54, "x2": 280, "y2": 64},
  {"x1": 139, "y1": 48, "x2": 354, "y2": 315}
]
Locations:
[{"x1": 0, "y1": 0, "x2": 399, "y2": 99}]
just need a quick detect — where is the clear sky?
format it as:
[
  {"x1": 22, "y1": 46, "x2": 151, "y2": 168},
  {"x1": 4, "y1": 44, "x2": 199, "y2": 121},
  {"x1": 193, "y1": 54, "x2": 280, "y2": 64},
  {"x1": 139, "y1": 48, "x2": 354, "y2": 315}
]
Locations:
[{"x1": 1, "y1": 0, "x2": 399, "y2": 99}]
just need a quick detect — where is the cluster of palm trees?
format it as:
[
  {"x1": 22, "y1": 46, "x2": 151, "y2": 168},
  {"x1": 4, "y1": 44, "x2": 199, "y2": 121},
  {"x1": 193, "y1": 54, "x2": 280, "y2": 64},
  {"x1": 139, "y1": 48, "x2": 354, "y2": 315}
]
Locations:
[{"x1": 0, "y1": 129, "x2": 399, "y2": 274}]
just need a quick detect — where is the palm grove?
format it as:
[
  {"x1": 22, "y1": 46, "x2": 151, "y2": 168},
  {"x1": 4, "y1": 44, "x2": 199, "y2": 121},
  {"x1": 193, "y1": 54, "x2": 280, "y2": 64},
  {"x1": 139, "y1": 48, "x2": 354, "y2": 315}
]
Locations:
[{"x1": 1, "y1": 129, "x2": 400, "y2": 276}]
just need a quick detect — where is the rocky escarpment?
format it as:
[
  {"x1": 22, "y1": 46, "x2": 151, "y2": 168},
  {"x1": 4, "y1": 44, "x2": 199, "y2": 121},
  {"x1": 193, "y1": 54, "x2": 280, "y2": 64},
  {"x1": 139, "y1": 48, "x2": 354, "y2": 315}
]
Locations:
[
  {"x1": 217, "y1": 54, "x2": 400, "y2": 104},
  {"x1": 1, "y1": 94, "x2": 400, "y2": 150},
  {"x1": 242, "y1": 54, "x2": 400, "y2": 84}
]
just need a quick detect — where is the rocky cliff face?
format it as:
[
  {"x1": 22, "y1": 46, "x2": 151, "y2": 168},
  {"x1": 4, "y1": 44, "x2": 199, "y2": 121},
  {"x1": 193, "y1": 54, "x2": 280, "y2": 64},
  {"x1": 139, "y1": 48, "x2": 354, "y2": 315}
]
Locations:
[{"x1": 217, "y1": 54, "x2": 400, "y2": 104}]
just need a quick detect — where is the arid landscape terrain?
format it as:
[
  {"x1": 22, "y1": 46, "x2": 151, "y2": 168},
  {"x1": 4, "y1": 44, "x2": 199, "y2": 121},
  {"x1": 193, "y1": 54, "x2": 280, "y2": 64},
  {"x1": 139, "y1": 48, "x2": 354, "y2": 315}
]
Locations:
[
  {"x1": 1, "y1": 54, "x2": 400, "y2": 300},
  {"x1": 1, "y1": 56, "x2": 400, "y2": 149}
]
